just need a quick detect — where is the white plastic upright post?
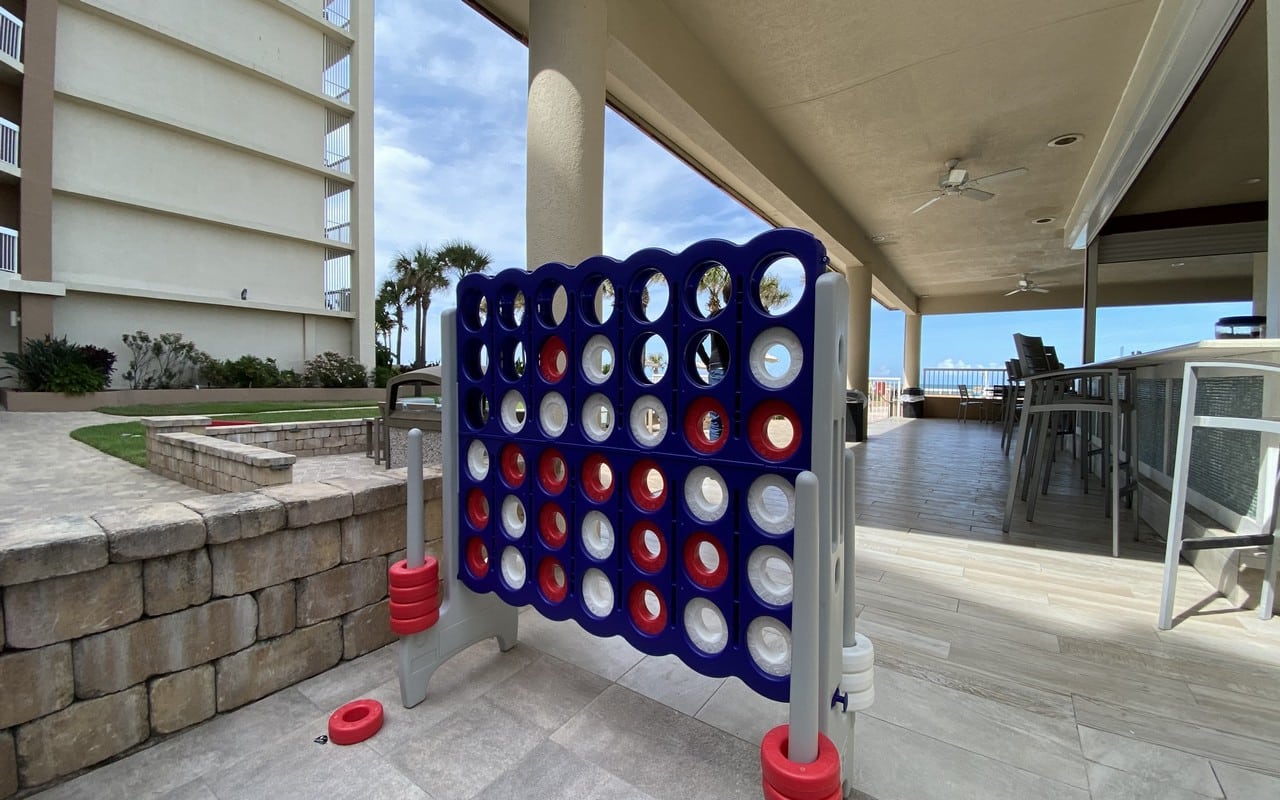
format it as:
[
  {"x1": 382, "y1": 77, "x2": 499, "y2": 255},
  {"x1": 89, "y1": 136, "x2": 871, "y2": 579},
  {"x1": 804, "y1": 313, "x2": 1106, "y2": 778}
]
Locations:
[
  {"x1": 788, "y1": 471, "x2": 821, "y2": 764},
  {"x1": 406, "y1": 429, "x2": 424, "y2": 568}
]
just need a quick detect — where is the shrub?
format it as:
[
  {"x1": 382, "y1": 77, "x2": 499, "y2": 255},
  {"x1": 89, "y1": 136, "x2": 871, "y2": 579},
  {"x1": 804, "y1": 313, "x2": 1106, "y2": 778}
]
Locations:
[
  {"x1": 223, "y1": 355, "x2": 281, "y2": 388},
  {"x1": 192, "y1": 350, "x2": 229, "y2": 389},
  {"x1": 78, "y1": 345, "x2": 118, "y2": 385},
  {"x1": 374, "y1": 365, "x2": 395, "y2": 388},
  {"x1": 121, "y1": 331, "x2": 200, "y2": 389},
  {"x1": 48, "y1": 362, "x2": 107, "y2": 395},
  {"x1": 1, "y1": 336, "x2": 108, "y2": 393},
  {"x1": 303, "y1": 351, "x2": 369, "y2": 388},
  {"x1": 278, "y1": 369, "x2": 302, "y2": 388}
]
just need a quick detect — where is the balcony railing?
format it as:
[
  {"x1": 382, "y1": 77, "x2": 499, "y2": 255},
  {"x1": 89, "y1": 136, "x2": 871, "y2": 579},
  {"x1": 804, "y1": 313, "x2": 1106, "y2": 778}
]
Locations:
[
  {"x1": 322, "y1": 0, "x2": 351, "y2": 31},
  {"x1": 0, "y1": 117, "x2": 18, "y2": 170},
  {"x1": 0, "y1": 226, "x2": 17, "y2": 274},
  {"x1": 866, "y1": 376, "x2": 902, "y2": 421},
  {"x1": 0, "y1": 7, "x2": 22, "y2": 63},
  {"x1": 324, "y1": 250, "x2": 351, "y2": 311},
  {"x1": 322, "y1": 37, "x2": 351, "y2": 103},
  {"x1": 922, "y1": 367, "x2": 1008, "y2": 396}
]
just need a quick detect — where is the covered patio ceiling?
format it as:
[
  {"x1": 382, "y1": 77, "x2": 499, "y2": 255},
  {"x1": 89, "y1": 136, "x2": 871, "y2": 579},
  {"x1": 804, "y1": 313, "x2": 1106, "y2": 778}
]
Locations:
[{"x1": 468, "y1": 0, "x2": 1263, "y2": 316}]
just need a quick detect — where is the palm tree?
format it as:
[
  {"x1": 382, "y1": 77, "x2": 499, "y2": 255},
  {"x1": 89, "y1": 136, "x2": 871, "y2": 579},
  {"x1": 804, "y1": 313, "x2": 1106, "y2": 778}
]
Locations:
[
  {"x1": 435, "y1": 239, "x2": 493, "y2": 285},
  {"x1": 393, "y1": 246, "x2": 449, "y2": 369},
  {"x1": 374, "y1": 278, "x2": 401, "y2": 353},
  {"x1": 697, "y1": 264, "x2": 791, "y2": 314}
]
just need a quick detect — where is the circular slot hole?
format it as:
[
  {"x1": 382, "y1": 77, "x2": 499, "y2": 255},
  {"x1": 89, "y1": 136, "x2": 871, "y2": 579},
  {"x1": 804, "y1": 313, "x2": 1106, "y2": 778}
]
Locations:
[
  {"x1": 629, "y1": 522, "x2": 667, "y2": 573},
  {"x1": 688, "y1": 331, "x2": 730, "y2": 387},
  {"x1": 539, "y1": 392, "x2": 568, "y2": 438},
  {"x1": 692, "y1": 261, "x2": 732, "y2": 319},
  {"x1": 500, "y1": 495, "x2": 526, "y2": 539},
  {"x1": 747, "y1": 401, "x2": 802, "y2": 462},
  {"x1": 460, "y1": 291, "x2": 487, "y2": 330},
  {"x1": 500, "y1": 546, "x2": 526, "y2": 590},
  {"x1": 477, "y1": 296, "x2": 489, "y2": 327},
  {"x1": 537, "y1": 449, "x2": 568, "y2": 495},
  {"x1": 683, "y1": 532, "x2": 727, "y2": 590},
  {"x1": 684, "y1": 397, "x2": 729, "y2": 455},
  {"x1": 500, "y1": 444, "x2": 526, "y2": 488},
  {"x1": 747, "y1": 616, "x2": 792, "y2": 676},
  {"x1": 538, "y1": 503, "x2": 567, "y2": 549},
  {"x1": 581, "y1": 568, "x2": 614, "y2": 618},
  {"x1": 581, "y1": 511, "x2": 615, "y2": 559},
  {"x1": 464, "y1": 389, "x2": 490, "y2": 429},
  {"x1": 581, "y1": 393, "x2": 614, "y2": 442},
  {"x1": 749, "y1": 328, "x2": 803, "y2": 389},
  {"x1": 462, "y1": 340, "x2": 489, "y2": 380},
  {"x1": 683, "y1": 598, "x2": 728, "y2": 655},
  {"x1": 748, "y1": 475, "x2": 796, "y2": 535},
  {"x1": 466, "y1": 488, "x2": 490, "y2": 530},
  {"x1": 500, "y1": 390, "x2": 526, "y2": 433},
  {"x1": 748, "y1": 545, "x2": 794, "y2": 606},
  {"x1": 633, "y1": 333, "x2": 669, "y2": 384},
  {"x1": 756, "y1": 256, "x2": 803, "y2": 316},
  {"x1": 537, "y1": 557, "x2": 568, "y2": 604},
  {"x1": 582, "y1": 455, "x2": 614, "y2": 503},
  {"x1": 634, "y1": 269, "x2": 668, "y2": 321},
  {"x1": 582, "y1": 335, "x2": 615, "y2": 384},
  {"x1": 584, "y1": 278, "x2": 615, "y2": 325},
  {"x1": 629, "y1": 460, "x2": 667, "y2": 512},
  {"x1": 628, "y1": 582, "x2": 667, "y2": 636},
  {"x1": 684, "y1": 467, "x2": 728, "y2": 522},
  {"x1": 465, "y1": 537, "x2": 489, "y2": 578},
  {"x1": 466, "y1": 440, "x2": 489, "y2": 481},
  {"x1": 500, "y1": 340, "x2": 525, "y2": 381},
  {"x1": 538, "y1": 336, "x2": 569, "y2": 383},
  {"x1": 497, "y1": 287, "x2": 525, "y2": 329},
  {"x1": 629, "y1": 395, "x2": 668, "y2": 448},
  {"x1": 537, "y1": 283, "x2": 568, "y2": 327}
]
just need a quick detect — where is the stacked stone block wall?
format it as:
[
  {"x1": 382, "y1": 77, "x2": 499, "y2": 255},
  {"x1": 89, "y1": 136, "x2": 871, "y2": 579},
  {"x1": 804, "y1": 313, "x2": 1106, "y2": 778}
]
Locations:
[
  {"x1": 0, "y1": 470, "x2": 444, "y2": 796},
  {"x1": 204, "y1": 419, "x2": 369, "y2": 457},
  {"x1": 142, "y1": 417, "x2": 295, "y2": 493}
]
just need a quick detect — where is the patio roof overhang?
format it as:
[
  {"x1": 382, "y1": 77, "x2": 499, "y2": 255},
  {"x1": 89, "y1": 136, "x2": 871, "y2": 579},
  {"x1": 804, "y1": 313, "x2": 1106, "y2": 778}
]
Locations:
[{"x1": 467, "y1": 0, "x2": 1266, "y2": 320}]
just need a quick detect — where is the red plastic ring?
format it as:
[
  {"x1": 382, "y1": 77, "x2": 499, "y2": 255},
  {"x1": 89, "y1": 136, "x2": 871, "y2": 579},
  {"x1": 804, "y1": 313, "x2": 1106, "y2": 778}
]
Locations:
[
  {"x1": 466, "y1": 489, "x2": 490, "y2": 530},
  {"x1": 537, "y1": 502, "x2": 568, "y2": 549},
  {"x1": 628, "y1": 522, "x2": 667, "y2": 573},
  {"x1": 328, "y1": 699, "x2": 384, "y2": 745},
  {"x1": 465, "y1": 537, "x2": 490, "y2": 579},
  {"x1": 388, "y1": 558, "x2": 439, "y2": 589},
  {"x1": 538, "y1": 448, "x2": 568, "y2": 495},
  {"x1": 759, "y1": 725, "x2": 842, "y2": 800},
  {"x1": 762, "y1": 782, "x2": 841, "y2": 800},
  {"x1": 683, "y1": 533, "x2": 728, "y2": 589},
  {"x1": 748, "y1": 400, "x2": 803, "y2": 462},
  {"x1": 537, "y1": 557, "x2": 568, "y2": 604},
  {"x1": 581, "y1": 454, "x2": 614, "y2": 503},
  {"x1": 684, "y1": 397, "x2": 730, "y2": 454},
  {"x1": 500, "y1": 444, "x2": 526, "y2": 488},
  {"x1": 389, "y1": 581, "x2": 438, "y2": 604},
  {"x1": 539, "y1": 336, "x2": 568, "y2": 383},
  {"x1": 390, "y1": 607, "x2": 440, "y2": 635},
  {"x1": 389, "y1": 597, "x2": 438, "y2": 619},
  {"x1": 628, "y1": 581, "x2": 667, "y2": 636},
  {"x1": 628, "y1": 459, "x2": 667, "y2": 512}
]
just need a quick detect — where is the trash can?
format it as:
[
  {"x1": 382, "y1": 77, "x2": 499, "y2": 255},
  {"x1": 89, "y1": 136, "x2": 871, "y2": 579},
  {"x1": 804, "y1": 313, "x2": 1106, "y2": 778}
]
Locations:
[
  {"x1": 901, "y1": 387, "x2": 925, "y2": 419},
  {"x1": 845, "y1": 390, "x2": 867, "y2": 442}
]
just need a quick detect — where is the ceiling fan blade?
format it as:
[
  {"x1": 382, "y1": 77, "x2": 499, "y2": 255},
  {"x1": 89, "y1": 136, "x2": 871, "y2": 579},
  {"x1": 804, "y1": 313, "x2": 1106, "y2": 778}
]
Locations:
[
  {"x1": 962, "y1": 187, "x2": 994, "y2": 202},
  {"x1": 1030, "y1": 287, "x2": 1050, "y2": 293},
  {"x1": 911, "y1": 194, "x2": 943, "y2": 214},
  {"x1": 969, "y1": 166, "x2": 1028, "y2": 185},
  {"x1": 1003, "y1": 289, "x2": 1022, "y2": 296}
]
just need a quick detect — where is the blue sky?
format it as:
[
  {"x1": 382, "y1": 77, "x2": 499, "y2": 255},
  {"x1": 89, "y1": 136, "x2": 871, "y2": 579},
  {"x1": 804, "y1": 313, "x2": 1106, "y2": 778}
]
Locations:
[{"x1": 372, "y1": 1, "x2": 1249, "y2": 373}]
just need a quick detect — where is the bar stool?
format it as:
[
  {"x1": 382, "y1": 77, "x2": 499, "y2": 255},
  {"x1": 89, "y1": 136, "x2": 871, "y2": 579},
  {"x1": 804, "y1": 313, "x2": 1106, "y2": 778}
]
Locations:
[
  {"x1": 1157, "y1": 361, "x2": 1280, "y2": 629},
  {"x1": 1000, "y1": 359, "x2": 1024, "y2": 454}
]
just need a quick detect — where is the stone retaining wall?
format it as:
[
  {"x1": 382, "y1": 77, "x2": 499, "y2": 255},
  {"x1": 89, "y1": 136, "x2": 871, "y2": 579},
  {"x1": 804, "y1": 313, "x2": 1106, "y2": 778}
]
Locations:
[
  {"x1": 0, "y1": 471, "x2": 444, "y2": 797},
  {"x1": 142, "y1": 417, "x2": 295, "y2": 493},
  {"x1": 204, "y1": 418, "x2": 368, "y2": 457}
]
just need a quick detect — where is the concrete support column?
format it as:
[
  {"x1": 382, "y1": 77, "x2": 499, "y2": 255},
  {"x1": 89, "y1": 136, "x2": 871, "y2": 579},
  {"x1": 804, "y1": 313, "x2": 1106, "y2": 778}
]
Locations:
[
  {"x1": 845, "y1": 266, "x2": 872, "y2": 393},
  {"x1": 349, "y1": 0, "x2": 377, "y2": 368},
  {"x1": 527, "y1": 0, "x2": 606, "y2": 268},
  {"x1": 1082, "y1": 239, "x2": 1099, "y2": 364},
  {"x1": 1254, "y1": 252, "x2": 1269, "y2": 316},
  {"x1": 903, "y1": 312, "x2": 922, "y2": 389},
  {"x1": 18, "y1": 0, "x2": 57, "y2": 342},
  {"x1": 1269, "y1": 0, "x2": 1280, "y2": 336}
]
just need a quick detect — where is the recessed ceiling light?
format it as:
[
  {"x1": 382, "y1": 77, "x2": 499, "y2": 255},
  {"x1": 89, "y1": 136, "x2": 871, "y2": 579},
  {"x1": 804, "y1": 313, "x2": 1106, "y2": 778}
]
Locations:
[
  {"x1": 871, "y1": 234, "x2": 890, "y2": 243},
  {"x1": 1171, "y1": 261, "x2": 1186, "y2": 267},
  {"x1": 1244, "y1": 177, "x2": 1263, "y2": 184},
  {"x1": 1046, "y1": 133, "x2": 1084, "y2": 148},
  {"x1": 1032, "y1": 217, "x2": 1056, "y2": 225}
]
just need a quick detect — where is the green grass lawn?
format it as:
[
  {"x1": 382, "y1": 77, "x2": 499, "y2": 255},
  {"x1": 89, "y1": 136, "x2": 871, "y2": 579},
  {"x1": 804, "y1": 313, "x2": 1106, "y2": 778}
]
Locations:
[
  {"x1": 98, "y1": 400, "x2": 377, "y2": 417},
  {"x1": 72, "y1": 406, "x2": 379, "y2": 467}
]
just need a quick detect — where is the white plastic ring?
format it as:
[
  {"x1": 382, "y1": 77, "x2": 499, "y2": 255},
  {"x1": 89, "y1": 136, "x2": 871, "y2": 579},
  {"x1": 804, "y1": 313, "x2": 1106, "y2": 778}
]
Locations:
[
  {"x1": 539, "y1": 392, "x2": 568, "y2": 438},
  {"x1": 684, "y1": 467, "x2": 728, "y2": 523},
  {"x1": 683, "y1": 598, "x2": 728, "y2": 655},
  {"x1": 841, "y1": 633, "x2": 875, "y2": 674},
  {"x1": 746, "y1": 616, "x2": 792, "y2": 677},
  {"x1": 582, "y1": 335, "x2": 614, "y2": 384},
  {"x1": 749, "y1": 327, "x2": 804, "y2": 389},
  {"x1": 466, "y1": 440, "x2": 489, "y2": 481},
  {"x1": 500, "y1": 546, "x2": 526, "y2": 590},
  {"x1": 839, "y1": 669, "x2": 873, "y2": 695},
  {"x1": 629, "y1": 394, "x2": 668, "y2": 448},
  {"x1": 843, "y1": 685, "x2": 874, "y2": 712},
  {"x1": 748, "y1": 474, "x2": 795, "y2": 535},
  {"x1": 581, "y1": 393, "x2": 614, "y2": 442},
  {"x1": 747, "y1": 546, "x2": 793, "y2": 606},
  {"x1": 581, "y1": 511, "x2": 615, "y2": 559},
  {"x1": 500, "y1": 390, "x2": 526, "y2": 433},
  {"x1": 500, "y1": 495, "x2": 526, "y2": 539},
  {"x1": 581, "y1": 567, "x2": 614, "y2": 618}
]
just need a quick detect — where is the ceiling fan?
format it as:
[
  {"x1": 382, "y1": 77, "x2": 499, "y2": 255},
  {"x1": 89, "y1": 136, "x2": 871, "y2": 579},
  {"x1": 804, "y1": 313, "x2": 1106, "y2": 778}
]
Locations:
[
  {"x1": 1004, "y1": 273, "x2": 1054, "y2": 296},
  {"x1": 911, "y1": 158, "x2": 1029, "y2": 214}
]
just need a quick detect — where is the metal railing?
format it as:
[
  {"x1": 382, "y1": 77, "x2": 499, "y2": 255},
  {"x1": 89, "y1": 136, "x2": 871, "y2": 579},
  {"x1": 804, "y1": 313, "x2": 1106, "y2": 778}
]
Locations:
[
  {"x1": 324, "y1": 179, "x2": 351, "y2": 243},
  {"x1": 922, "y1": 368, "x2": 1008, "y2": 396},
  {"x1": 0, "y1": 226, "x2": 17, "y2": 274},
  {"x1": 0, "y1": 117, "x2": 17, "y2": 169},
  {"x1": 322, "y1": 37, "x2": 351, "y2": 102},
  {"x1": 866, "y1": 376, "x2": 902, "y2": 421},
  {"x1": 324, "y1": 250, "x2": 351, "y2": 311},
  {"x1": 324, "y1": 110, "x2": 351, "y2": 173},
  {"x1": 0, "y1": 7, "x2": 22, "y2": 63},
  {"x1": 322, "y1": 0, "x2": 351, "y2": 31}
]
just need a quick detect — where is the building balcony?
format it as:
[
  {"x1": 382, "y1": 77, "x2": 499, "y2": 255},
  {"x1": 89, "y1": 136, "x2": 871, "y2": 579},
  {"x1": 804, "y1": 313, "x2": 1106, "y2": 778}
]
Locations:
[
  {"x1": 0, "y1": 116, "x2": 19, "y2": 180},
  {"x1": 0, "y1": 6, "x2": 22, "y2": 80},
  {"x1": 0, "y1": 225, "x2": 17, "y2": 275}
]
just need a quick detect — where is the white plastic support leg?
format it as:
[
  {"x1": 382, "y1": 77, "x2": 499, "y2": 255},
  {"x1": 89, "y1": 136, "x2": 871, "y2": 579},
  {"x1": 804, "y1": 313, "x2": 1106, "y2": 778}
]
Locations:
[{"x1": 398, "y1": 309, "x2": 519, "y2": 708}]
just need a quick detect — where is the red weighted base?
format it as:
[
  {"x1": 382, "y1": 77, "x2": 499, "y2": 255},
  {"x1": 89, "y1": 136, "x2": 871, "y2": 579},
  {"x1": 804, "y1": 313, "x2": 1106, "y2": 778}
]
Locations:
[
  {"x1": 389, "y1": 581, "x2": 438, "y2": 604},
  {"x1": 389, "y1": 558, "x2": 438, "y2": 589},
  {"x1": 390, "y1": 597, "x2": 438, "y2": 619},
  {"x1": 389, "y1": 607, "x2": 439, "y2": 635},
  {"x1": 760, "y1": 725, "x2": 841, "y2": 800},
  {"x1": 328, "y1": 699, "x2": 384, "y2": 745}
]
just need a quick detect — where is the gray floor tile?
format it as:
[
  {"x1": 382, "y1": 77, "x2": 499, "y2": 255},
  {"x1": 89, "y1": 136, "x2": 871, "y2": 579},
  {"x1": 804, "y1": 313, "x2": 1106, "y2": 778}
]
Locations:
[
  {"x1": 295, "y1": 644, "x2": 399, "y2": 712},
  {"x1": 1211, "y1": 761, "x2": 1280, "y2": 800},
  {"x1": 617, "y1": 654, "x2": 725, "y2": 717},
  {"x1": 155, "y1": 780, "x2": 219, "y2": 799},
  {"x1": 387, "y1": 697, "x2": 547, "y2": 800},
  {"x1": 694, "y1": 676, "x2": 787, "y2": 745},
  {"x1": 850, "y1": 715, "x2": 1089, "y2": 800},
  {"x1": 1086, "y1": 762, "x2": 1222, "y2": 800},
  {"x1": 551, "y1": 685, "x2": 760, "y2": 800},
  {"x1": 1079, "y1": 725, "x2": 1223, "y2": 797},
  {"x1": 474, "y1": 740, "x2": 655, "y2": 800},
  {"x1": 482, "y1": 654, "x2": 612, "y2": 731},
  {"x1": 516, "y1": 611, "x2": 645, "y2": 681}
]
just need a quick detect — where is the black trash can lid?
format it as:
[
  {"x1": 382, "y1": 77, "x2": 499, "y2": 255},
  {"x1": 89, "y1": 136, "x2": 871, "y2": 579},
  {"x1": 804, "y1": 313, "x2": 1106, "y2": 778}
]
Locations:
[
  {"x1": 903, "y1": 387, "x2": 925, "y2": 397},
  {"x1": 845, "y1": 390, "x2": 867, "y2": 402}
]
